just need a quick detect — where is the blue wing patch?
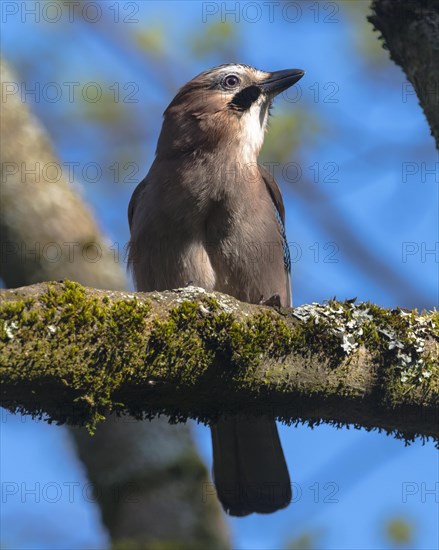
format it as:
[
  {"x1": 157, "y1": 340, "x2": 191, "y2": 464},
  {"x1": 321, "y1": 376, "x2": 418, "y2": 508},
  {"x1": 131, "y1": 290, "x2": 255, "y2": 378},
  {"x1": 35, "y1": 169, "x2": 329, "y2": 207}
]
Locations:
[{"x1": 273, "y1": 205, "x2": 291, "y2": 273}]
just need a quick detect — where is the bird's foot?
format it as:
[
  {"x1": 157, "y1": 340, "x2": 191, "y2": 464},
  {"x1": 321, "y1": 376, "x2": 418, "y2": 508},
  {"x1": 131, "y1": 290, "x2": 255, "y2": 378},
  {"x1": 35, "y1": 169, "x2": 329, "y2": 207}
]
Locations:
[{"x1": 260, "y1": 293, "x2": 281, "y2": 307}]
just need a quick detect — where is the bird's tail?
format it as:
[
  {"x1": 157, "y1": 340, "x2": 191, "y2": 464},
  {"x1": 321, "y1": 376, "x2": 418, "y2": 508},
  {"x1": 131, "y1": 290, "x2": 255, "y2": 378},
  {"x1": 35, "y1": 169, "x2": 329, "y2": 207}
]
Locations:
[{"x1": 211, "y1": 416, "x2": 291, "y2": 516}]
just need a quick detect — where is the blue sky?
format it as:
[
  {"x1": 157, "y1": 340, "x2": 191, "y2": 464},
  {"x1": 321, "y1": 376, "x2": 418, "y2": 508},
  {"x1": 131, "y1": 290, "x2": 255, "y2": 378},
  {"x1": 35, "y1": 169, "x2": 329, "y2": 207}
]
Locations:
[{"x1": 1, "y1": 1, "x2": 438, "y2": 549}]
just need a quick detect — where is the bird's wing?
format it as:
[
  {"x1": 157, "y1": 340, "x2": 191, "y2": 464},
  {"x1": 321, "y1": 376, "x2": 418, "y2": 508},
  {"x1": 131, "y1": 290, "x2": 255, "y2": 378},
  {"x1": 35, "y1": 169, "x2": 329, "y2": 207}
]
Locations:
[
  {"x1": 128, "y1": 176, "x2": 149, "y2": 232},
  {"x1": 258, "y1": 164, "x2": 292, "y2": 306},
  {"x1": 258, "y1": 164, "x2": 285, "y2": 225}
]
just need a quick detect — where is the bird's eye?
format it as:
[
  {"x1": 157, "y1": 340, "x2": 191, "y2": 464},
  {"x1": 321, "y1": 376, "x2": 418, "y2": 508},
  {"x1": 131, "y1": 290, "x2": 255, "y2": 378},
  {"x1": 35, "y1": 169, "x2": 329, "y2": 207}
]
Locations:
[{"x1": 223, "y1": 74, "x2": 240, "y2": 89}]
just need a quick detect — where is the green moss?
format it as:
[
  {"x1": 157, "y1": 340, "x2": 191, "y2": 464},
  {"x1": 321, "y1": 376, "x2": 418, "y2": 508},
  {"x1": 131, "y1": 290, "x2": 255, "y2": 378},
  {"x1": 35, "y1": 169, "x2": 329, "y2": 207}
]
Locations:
[
  {"x1": 1, "y1": 281, "x2": 153, "y2": 431},
  {"x1": 144, "y1": 299, "x2": 347, "y2": 399},
  {"x1": 1, "y1": 283, "x2": 437, "y2": 436}
]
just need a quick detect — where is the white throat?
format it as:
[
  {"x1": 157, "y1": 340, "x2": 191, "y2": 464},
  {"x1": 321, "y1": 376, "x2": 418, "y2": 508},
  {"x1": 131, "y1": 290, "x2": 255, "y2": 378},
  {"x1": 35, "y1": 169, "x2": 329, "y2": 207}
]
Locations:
[{"x1": 239, "y1": 95, "x2": 270, "y2": 163}]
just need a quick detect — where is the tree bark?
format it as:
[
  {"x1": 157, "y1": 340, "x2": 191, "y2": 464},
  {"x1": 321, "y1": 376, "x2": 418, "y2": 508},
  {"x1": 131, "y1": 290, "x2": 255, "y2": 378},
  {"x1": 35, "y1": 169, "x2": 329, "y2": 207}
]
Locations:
[
  {"x1": 1, "y1": 281, "x2": 437, "y2": 445},
  {"x1": 369, "y1": 0, "x2": 439, "y2": 149}
]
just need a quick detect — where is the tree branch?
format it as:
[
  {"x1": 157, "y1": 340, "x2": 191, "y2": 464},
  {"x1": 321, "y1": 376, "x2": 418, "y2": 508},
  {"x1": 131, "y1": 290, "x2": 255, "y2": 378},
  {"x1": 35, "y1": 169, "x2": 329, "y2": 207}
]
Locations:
[
  {"x1": 369, "y1": 0, "x2": 439, "y2": 149},
  {"x1": 1, "y1": 281, "x2": 438, "y2": 444}
]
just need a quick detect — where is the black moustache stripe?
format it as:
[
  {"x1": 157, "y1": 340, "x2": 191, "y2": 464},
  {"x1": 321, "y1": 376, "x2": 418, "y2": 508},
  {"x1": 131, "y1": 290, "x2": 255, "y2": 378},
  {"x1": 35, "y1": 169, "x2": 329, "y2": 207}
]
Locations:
[{"x1": 230, "y1": 85, "x2": 261, "y2": 111}]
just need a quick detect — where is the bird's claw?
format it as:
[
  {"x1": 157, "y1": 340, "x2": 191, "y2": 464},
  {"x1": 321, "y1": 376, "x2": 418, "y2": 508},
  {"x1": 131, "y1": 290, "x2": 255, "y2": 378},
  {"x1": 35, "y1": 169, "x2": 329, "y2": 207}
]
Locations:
[{"x1": 260, "y1": 293, "x2": 281, "y2": 307}]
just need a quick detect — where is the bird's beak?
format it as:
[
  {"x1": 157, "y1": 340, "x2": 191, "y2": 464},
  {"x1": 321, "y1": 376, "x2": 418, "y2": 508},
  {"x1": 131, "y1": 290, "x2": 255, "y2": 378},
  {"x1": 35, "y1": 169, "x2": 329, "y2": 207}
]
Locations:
[{"x1": 259, "y1": 69, "x2": 305, "y2": 97}]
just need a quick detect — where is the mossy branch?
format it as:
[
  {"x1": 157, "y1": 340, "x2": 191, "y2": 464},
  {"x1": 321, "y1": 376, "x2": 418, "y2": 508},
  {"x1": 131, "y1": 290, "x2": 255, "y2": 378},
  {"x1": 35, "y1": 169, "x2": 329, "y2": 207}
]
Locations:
[{"x1": 1, "y1": 281, "x2": 438, "y2": 444}]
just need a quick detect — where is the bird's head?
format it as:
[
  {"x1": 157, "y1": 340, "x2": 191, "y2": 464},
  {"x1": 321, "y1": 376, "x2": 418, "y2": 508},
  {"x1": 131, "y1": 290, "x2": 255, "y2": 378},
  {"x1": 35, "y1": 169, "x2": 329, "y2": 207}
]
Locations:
[{"x1": 156, "y1": 64, "x2": 304, "y2": 161}]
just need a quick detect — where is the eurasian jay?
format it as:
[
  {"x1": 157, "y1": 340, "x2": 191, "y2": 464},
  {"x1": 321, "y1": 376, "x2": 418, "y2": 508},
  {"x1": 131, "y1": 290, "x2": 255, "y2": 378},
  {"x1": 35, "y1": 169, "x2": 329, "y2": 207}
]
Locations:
[{"x1": 128, "y1": 64, "x2": 304, "y2": 516}]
